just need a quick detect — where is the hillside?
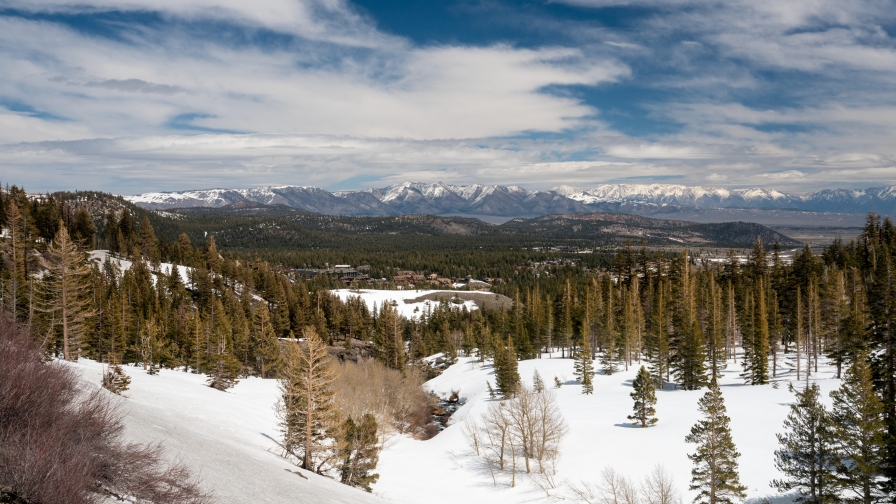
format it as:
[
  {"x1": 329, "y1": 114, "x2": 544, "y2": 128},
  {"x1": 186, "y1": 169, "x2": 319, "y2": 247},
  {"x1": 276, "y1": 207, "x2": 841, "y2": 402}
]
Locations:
[
  {"x1": 68, "y1": 359, "x2": 392, "y2": 504},
  {"x1": 500, "y1": 213, "x2": 802, "y2": 247}
]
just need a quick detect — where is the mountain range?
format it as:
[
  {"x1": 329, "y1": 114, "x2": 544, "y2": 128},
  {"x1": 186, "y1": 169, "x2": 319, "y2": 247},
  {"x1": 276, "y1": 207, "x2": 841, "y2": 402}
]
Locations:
[{"x1": 127, "y1": 182, "x2": 896, "y2": 221}]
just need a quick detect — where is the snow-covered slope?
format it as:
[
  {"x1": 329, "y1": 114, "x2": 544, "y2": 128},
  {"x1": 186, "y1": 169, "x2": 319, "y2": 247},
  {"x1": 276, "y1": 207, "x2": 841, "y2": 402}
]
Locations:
[
  {"x1": 331, "y1": 289, "x2": 479, "y2": 320},
  {"x1": 88, "y1": 250, "x2": 192, "y2": 285},
  {"x1": 377, "y1": 354, "x2": 840, "y2": 504},
  {"x1": 67, "y1": 344, "x2": 840, "y2": 503},
  {"x1": 69, "y1": 359, "x2": 393, "y2": 504}
]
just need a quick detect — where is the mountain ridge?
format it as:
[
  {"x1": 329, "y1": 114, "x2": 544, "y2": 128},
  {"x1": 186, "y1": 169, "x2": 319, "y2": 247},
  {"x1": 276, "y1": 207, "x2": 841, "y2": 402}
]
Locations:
[{"x1": 127, "y1": 182, "x2": 896, "y2": 218}]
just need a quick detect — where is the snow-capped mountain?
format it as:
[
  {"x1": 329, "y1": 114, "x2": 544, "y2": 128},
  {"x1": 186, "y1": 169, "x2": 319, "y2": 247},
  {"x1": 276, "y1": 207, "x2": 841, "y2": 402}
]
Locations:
[
  {"x1": 559, "y1": 184, "x2": 793, "y2": 208},
  {"x1": 127, "y1": 182, "x2": 896, "y2": 218},
  {"x1": 128, "y1": 182, "x2": 594, "y2": 216}
]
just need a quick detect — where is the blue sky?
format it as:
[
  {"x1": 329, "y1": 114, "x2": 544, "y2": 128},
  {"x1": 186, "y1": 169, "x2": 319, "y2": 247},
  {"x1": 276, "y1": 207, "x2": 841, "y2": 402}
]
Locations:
[{"x1": 0, "y1": 0, "x2": 894, "y2": 194}]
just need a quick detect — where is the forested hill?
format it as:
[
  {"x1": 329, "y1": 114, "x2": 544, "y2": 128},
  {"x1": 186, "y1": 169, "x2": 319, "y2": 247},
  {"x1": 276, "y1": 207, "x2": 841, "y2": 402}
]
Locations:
[
  {"x1": 53, "y1": 191, "x2": 801, "y2": 252},
  {"x1": 501, "y1": 213, "x2": 802, "y2": 247}
]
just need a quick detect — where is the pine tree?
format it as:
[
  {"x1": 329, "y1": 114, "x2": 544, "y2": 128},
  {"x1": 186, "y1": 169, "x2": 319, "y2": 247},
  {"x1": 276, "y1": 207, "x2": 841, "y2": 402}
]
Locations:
[
  {"x1": 1, "y1": 201, "x2": 29, "y2": 323},
  {"x1": 706, "y1": 278, "x2": 726, "y2": 380},
  {"x1": 375, "y1": 301, "x2": 406, "y2": 371},
  {"x1": 629, "y1": 366, "x2": 658, "y2": 427},
  {"x1": 670, "y1": 251, "x2": 707, "y2": 390},
  {"x1": 278, "y1": 327, "x2": 340, "y2": 472},
  {"x1": 101, "y1": 358, "x2": 131, "y2": 395},
  {"x1": 673, "y1": 320, "x2": 707, "y2": 390},
  {"x1": 494, "y1": 336, "x2": 520, "y2": 398},
  {"x1": 252, "y1": 303, "x2": 281, "y2": 378},
  {"x1": 138, "y1": 216, "x2": 160, "y2": 267},
  {"x1": 39, "y1": 221, "x2": 94, "y2": 361},
  {"x1": 602, "y1": 279, "x2": 620, "y2": 375},
  {"x1": 771, "y1": 382, "x2": 837, "y2": 503},
  {"x1": 645, "y1": 279, "x2": 670, "y2": 388},
  {"x1": 339, "y1": 413, "x2": 380, "y2": 492},
  {"x1": 750, "y1": 277, "x2": 769, "y2": 385},
  {"x1": 829, "y1": 354, "x2": 886, "y2": 504},
  {"x1": 685, "y1": 378, "x2": 747, "y2": 504},
  {"x1": 532, "y1": 370, "x2": 545, "y2": 393},
  {"x1": 574, "y1": 336, "x2": 594, "y2": 394}
]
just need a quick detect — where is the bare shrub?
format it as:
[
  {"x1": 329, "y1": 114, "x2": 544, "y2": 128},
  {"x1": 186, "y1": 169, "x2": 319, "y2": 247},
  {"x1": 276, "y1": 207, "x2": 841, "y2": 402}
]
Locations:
[
  {"x1": 471, "y1": 385, "x2": 568, "y2": 488},
  {"x1": 641, "y1": 465, "x2": 681, "y2": 504},
  {"x1": 332, "y1": 358, "x2": 436, "y2": 439},
  {"x1": 0, "y1": 313, "x2": 211, "y2": 504},
  {"x1": 597, "y1": 467, "x2": 640, "y2": 504},
  {"x1": 568, "y1": 466, "x2": 681, "y2": 504}
]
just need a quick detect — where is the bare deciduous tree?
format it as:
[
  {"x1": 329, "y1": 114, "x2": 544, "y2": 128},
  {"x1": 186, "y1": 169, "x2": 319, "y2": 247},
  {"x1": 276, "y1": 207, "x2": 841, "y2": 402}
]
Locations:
[
  {"x1": 642, "y1": 465, "x2": 682, "y2": 504},
  {"x1": 469, "y1": 385, "x2": 567, "y2": 488},
  {"x1": 569, "y1": 466, "x2": 681, "y2": 504}
]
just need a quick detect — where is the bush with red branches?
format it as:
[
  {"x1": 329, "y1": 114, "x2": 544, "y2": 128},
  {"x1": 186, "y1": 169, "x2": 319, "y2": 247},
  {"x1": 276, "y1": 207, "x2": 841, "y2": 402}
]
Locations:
[{"x1": 0, "y1": 313, "x2": 212, "y2": 504}]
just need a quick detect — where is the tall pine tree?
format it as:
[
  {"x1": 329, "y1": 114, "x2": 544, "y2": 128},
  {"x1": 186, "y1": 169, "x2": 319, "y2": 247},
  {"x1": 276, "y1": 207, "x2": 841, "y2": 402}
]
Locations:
[
  {"x1": 278, "y1": 327, "x2": 340, "y2": 472},
  {"x1": 685, "y1": 378, "x2": 747, "y2": 504},
  {"x1": 39, "y1": 221, "x2": 94, "y2": 361},
  {"x1": 829, "y1": 354, "x2": 886, "y2": 504},
  {"x1": 494, "y1": 336, "x2": 521, "y2": 398},
  {"x1": 771, "y1": 382, "x2": 837, "y2": 503},
  {"x1": 574, "y1": 336, "x2": 594, "y2": 394}
]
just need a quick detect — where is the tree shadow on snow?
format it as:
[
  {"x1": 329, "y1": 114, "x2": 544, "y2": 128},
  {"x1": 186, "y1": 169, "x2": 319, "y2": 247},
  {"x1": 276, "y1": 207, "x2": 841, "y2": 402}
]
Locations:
[
  {"x1": 612, "y1": 423, "x2": 652, "y2": 429},
  {"x1": 745, "y1": 494, "x2": 799, "y2": 504}
]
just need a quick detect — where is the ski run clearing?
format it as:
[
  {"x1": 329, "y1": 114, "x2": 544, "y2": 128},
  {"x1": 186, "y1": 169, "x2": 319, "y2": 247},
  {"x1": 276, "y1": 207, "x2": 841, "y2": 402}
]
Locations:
[
  {"x1": 67, "y1": 351, "x2": 841, "y2": 504},
  {"x1": 88, "y1": 250, "x2": 193, "y2": 286}
]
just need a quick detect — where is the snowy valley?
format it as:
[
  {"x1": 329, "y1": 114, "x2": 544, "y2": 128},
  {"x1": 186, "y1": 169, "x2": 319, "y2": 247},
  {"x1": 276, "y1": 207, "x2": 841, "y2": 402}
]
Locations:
[{"x1": 65, "y1": 350, "x2": 842, "y2": 504}]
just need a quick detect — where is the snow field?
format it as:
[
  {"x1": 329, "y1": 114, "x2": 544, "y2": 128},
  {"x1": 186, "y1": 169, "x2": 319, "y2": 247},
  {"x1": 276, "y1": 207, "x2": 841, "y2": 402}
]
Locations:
[
  {"x1": 66, "y1": 348, "x2": 843, "y2": 504},
  {"x1": 376, "y1": 354, "x2": 842, "y2": 504},
  {"x1": 68, "y1": 359, "x2": 390, "y2": 504},
  {"x1": 331, "y1": 289, "x2": 479, "y2": 320}
]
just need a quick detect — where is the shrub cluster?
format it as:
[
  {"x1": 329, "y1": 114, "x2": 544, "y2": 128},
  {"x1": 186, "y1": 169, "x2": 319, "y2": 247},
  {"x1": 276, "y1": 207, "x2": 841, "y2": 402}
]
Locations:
[{"x1": 0, "y1": 313, "x2": 210, "y2": 504}]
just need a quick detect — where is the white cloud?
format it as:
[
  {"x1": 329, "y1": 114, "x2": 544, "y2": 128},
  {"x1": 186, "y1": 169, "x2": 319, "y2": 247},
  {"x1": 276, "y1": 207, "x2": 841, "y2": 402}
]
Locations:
[
  {"x1": 0, "y1": 15, "x2": 627, "y2": 143},
  {"x1": 2, "y1": 0, "x2": 896, "y2": 194},
  {"x1": 759, "y1": 170, "x2": 806, "y2": 179},
  {"x1": 5, "y1": 0, "x2": 396, "y2": 48},
  {"x1": 605, "y1": 143, "x2": 712, "y2": 159}
]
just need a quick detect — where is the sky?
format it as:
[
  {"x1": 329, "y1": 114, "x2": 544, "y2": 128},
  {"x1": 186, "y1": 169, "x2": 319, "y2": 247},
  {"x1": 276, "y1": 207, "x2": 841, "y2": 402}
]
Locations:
[{"x1": 0, "y1": 0, "x2": 895, "y2": 195}]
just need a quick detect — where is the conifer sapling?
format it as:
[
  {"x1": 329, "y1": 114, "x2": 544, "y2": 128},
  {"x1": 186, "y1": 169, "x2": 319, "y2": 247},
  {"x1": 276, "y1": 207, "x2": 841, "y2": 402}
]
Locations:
[{"x1": 629, "y1": 366, "x2": 658, "y2": 427}]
